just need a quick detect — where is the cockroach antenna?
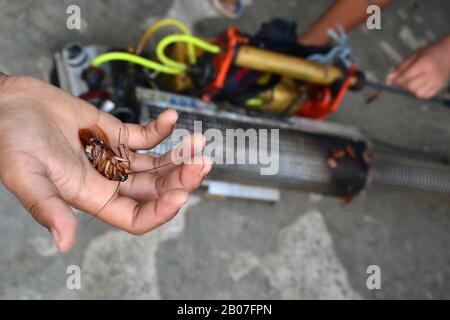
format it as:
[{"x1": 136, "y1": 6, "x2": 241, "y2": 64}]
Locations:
[
  {"x1": 90, "y1": 160, "x2": 177, "y2": 221},
  {"x1": 90, "y1": 180, "x2": 121, "y2": 221},
  {"x1": 128, "y1": 160, "x2": 175, "y2": 175}
]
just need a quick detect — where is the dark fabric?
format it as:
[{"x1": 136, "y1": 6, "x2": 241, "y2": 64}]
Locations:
[{"x1": 250, "y1": 18, "x2": 330, "y2": 57}]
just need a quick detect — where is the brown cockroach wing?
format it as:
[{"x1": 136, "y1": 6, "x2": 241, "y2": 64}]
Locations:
[{"x1": 79, "y1": 124, "x2": 112, "y2": 148}]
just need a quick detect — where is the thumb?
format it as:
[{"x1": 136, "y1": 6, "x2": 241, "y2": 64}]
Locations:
[
  {"x1": 31, "y1": 194, "x2": 77, "y2": 253},
  {"x1": 2, "y1": 171, "x2": 77, "y2": 252}
]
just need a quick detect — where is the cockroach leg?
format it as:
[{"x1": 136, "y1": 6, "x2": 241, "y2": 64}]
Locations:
[
  {"x1": 119, "y1": 144, "x2": 130, "y2": 165},
  {"x1": 116, "y1": 127, "x2": 130, "y2": 168}
]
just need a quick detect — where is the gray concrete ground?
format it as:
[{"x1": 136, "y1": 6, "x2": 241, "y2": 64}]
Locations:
[{"x1": 1, "y1": 0, "x2": 450, "y2": 299}]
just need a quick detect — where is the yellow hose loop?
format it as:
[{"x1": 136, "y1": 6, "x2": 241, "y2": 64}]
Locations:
[
  {"x1": 91, "y1": 52, "x2": 182, "y2": 75},
  {"x1": 156, "y1": 34, "x2": 221, "y2": 72},
  {"x1": 136, "y1": 18, "x2": 196, "y2": 64}
]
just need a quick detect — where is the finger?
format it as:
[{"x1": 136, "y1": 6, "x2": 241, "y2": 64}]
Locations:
[
  {"x1": 154, "y1": 155, "x2": 212, "y2": 196},
  {"x1": 76, "y1": 160, "x2": 188, "y2": 233},
  {"x1": 96, "y1": 188, "x2": 189, "y2": 235},
  {"x1": 121, "y1": 155, "x2": 212, "y2": 202},
  {"x1": 120, "y1": 134, "x2": 208, "y2": 202},
  {"x1": 125, "y1": 109, "x2": 178, "y2": 150},
  {"x1": 415, "y1": 82, "x2": 438, "y2": 100},
  {"x1": 386, "y1": 54, "x2": 419, "y2": 84},
  {"x1": 2, "y1": 170, "x2": 77, "y2": 252},
  {"x1": 391, "y1": 67, "x2": 425, "y2": 88},
  {"x1": 399, "y1": 73, "x2": 426, "y2": 93},
  {"x1": 128, "y1": 133, "x2": 206, "y2": 174}
]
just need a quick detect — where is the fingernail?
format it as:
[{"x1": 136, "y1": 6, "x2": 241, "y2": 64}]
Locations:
[
  {"x1": 179, "y1": 196, "x2": 189, "y2": 207},
  {"x1": 201, "y1": 164, "x2": 212, "y2": 176},
  {"x1": 168, "y1": 112, "x2": 178, "y2": 126}
]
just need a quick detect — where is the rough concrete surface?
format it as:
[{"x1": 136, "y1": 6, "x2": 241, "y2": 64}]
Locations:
[{"x1": 0, "y1": 0, "x2": 450, "y2": 299}]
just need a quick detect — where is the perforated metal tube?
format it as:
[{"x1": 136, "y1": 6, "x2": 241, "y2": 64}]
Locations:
[
  {"x1": 370, "y1": 155, "x2": 450, "y2": 196},
  {"x1": 139, "y1": 96, "x2": 450, "y2": 199},
  {"x1": 140, "y1": 103, "x2": 368, "y2": 196}
]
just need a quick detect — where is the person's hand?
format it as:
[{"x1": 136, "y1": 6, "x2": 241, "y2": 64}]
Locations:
[
  {"x1": 386, "y1": 36, "x2": 450, "y2": 99},
  {"x1": 0, "y1": 74, "x2": 211, "y2": 252}
]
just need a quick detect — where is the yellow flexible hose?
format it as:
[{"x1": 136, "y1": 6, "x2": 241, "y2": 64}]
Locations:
[
  {"x1": 92, "y1": 34, "x2": 220, "y2": 76},
  {"x1": 91, "y1": 52, "x2": 182, "y2": 75},
  {"x1": 136, "y1": 18, "x2": 196, "y2": 65},
  {"x1": 156, "y1": 34, "x2": 221, "y2": 72}
]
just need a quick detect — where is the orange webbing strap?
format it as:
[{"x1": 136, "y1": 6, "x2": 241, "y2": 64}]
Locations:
[
  {"x1": 319, "y1": 63, "x2": 357, "y2": 120},
  {"x1": 298, "y1": 63, "x2": 357, "y2": 120},
  {"x1": 202, "y1": 27, "x2": 249, "y2": 102}
]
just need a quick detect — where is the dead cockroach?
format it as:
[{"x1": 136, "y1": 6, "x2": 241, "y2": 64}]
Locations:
[
  {"x1": 327, "y1": 144, "x2": 359, "y2": 169},
  {"x1": 79, "y1": 125, "x2": 130, "y2": 182},
  {"x1": 363, "y1": 150, "x2": 373, "y2": 168},
  {"x1": 79, "y1": 125, "x2": 174, "y2": 218},
  {"x1": 326, "y1": 157, "x2": 338, "y2": 169},
  {"x1": 345, "y1": 144, "x2": 357, "y2": 162},
  {"x1": 327, "y1": 147, "x2": 346, "y2": 169},
  {"x1": 365, "y1": 90, "x2": 382, "y2": 104},
  {"x1": 340, "y1": 193, "x2": 354, "y2": 206}
]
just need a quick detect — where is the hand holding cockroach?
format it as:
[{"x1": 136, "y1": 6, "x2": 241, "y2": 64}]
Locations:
[{"x1": 0, "y1": 74, "x2": 211, "y2": 252}]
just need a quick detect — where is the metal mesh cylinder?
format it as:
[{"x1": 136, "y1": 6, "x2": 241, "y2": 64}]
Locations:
[
  {"x1": 138, "y1": 93, "x2": 450, "y2": 199},
  {"x1": 140, "y1": 103, "x2": 368, "y2": 197},
  {"x1": 370, "y1": 155, "x2": 450, "y2": 196}
]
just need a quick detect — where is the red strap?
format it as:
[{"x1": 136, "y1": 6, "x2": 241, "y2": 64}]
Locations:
[{"x1": 298, "y1": 64, "x2": 357, "y2": 120}]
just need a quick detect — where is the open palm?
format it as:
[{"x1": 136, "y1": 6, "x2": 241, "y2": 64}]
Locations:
[{"x1": 0, "y1": 75, "x2": 210, "y2": 252}]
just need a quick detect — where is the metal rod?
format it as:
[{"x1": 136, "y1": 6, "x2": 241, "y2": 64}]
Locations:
[{"x1": 366, "y1": 80, "x2": 450, "y2": 109}]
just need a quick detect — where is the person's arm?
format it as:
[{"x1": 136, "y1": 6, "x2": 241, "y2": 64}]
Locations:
[
  {"x1": 0, "y1": 73, "x2": 211, "y2": 252},
  {"x1": 298, "y1": 0, "x2": 393, "y2": 46},
  {"x1": 385, "y1": 34, "x2": 450, "y2": 99}
]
